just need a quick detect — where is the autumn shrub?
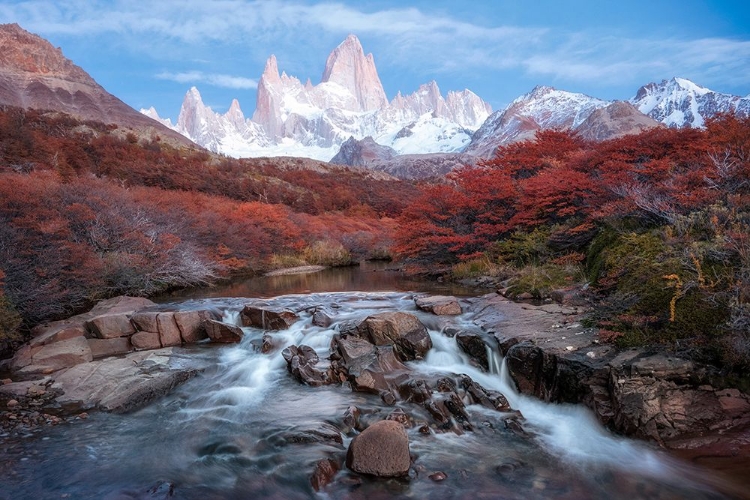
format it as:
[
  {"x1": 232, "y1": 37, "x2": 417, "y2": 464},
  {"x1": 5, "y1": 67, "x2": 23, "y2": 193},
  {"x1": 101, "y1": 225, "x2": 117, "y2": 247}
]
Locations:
[
  {"x1": 493, "y1": 227, "x2": 554, "y2": 267},
  {"x1": 505, "y1": 264, "x2": 582, "y2": 299},
  {"x1": 303, "y1": 240, "x2": 356, "y2": 267},
  {"x1": 451, "y1": 256, "x2": 507, "y2": 279},
  {"x1": 268, "y1": 253, "x2": 308, "y2": 270}
]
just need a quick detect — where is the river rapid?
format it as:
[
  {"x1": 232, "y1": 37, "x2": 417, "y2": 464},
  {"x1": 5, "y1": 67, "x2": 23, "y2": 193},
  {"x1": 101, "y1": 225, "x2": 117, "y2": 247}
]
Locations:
[{"x1": 0, "y1": 265, "x2": 740, "y2": 499}]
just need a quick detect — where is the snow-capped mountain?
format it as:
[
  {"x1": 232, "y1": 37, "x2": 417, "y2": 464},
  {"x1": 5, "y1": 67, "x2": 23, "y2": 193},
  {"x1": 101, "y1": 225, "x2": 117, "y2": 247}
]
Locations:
[
  {"x1": 464, "y1": 86, "x2": 609, "y2": 157},
  {"x1": 144, "y1": 35, "x2": 491, "y2": 161},
  {"x1": 630, "y1": 77, "x2": 750, "y2": 128}
]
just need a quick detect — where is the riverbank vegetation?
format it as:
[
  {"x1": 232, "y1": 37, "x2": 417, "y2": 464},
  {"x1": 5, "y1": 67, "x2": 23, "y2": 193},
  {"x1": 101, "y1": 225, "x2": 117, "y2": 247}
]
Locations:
[
  {"x1": 0, "y1": 106, "x2": 411, "y2": 357},
  {"x1": 396, "y1": 115, "x2": 750, "y2": 371}
]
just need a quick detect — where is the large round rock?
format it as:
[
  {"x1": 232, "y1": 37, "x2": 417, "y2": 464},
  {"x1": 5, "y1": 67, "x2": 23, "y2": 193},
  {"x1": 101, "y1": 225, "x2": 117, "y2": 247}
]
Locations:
[
  {"x1": 346, "y1": 420, "x2": 410, "y2": 477},
  {"x1": 356, "y1": 312, "x2": 432, "y2": 361}
]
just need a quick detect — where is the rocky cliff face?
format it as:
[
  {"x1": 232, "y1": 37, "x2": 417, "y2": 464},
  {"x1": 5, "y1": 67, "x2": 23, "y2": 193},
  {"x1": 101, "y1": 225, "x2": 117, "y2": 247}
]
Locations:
[
  {"x1": 149, "y1": 35, "x2": 491, "y2": 161},
  {"x1": 330, "y1": 136, "x2": 397, "y2": 167},
  {"x1": 0, "y1": 23, "x2": 192, "y2": 146},
  {"x1": 576, "y1": 101, "x2": 662, "y2": 142}
]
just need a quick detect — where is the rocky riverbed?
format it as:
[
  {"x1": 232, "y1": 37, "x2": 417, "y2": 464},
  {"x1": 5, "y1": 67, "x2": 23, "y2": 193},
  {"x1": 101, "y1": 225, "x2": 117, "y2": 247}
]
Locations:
[{"x1": 1, "y1": 290, "x2": 748, "y2": 498}]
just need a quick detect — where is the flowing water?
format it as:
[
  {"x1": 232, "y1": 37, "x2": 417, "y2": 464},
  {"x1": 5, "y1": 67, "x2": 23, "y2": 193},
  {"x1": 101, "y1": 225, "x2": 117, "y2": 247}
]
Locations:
[{"x1": 0, "y1": 269, "x2": 741, "y2": 499}]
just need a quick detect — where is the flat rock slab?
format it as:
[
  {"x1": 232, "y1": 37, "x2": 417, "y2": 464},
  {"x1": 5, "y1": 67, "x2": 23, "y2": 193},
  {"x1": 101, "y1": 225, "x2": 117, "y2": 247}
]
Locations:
[
  {"x1": 415, "y1": 295, "x2": 462, "y2": 315},
  {"x1": 51, "y1": 348, "x2": 209, "y2": 413},
  {"x1": 14, "y1": 336, "x2": 93, "y2": 379}
]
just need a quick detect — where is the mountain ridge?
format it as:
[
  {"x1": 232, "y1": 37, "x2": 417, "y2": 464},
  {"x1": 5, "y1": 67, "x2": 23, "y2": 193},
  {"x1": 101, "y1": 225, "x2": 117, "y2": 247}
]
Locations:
[
  {"x1": 147, "y1": 35, "x2": 491, "y2": 161},
  {"x1": 0, "y1": 23, "x2": 194, "y2": 148}
]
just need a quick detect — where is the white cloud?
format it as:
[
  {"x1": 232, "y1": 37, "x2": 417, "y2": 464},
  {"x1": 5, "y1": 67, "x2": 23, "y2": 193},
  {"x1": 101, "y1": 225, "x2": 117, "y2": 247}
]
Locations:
[
  {"x1": 156, "y1": 71, "x2": 257, "y2": 89},
  {"x1": 1, "y1": 0, "x2": 748, "y2": 90}
]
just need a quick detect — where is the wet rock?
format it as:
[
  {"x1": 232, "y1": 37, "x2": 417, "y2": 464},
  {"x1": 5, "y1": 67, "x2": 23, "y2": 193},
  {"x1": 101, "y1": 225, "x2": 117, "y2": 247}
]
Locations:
[
  {"x1": 346, "y1": 420, "x2": 411, "y2": 477},
  {"x1": 131, "y1": 331, "x2": 162, "y2": 351},
  {"x1": 442, "y1": 326, "x2": 460, "y2": 338},
  {"x1": 504, "y1": 416, "x2": 527, "y2": 436},
  {"x1": 495, "y1": 458, "x2": 532, "y2": 477},
  {"x1": 156, "y1": 313, "x2": 182, "y2": 347},
  {"x1": 398, "y1": 379, "x2": 432, "y2": 404},
  {"x1": 505, "y1": 342, "x2": 546, "y2": 396},
  {"x1": 311, "y1": 458, "x2": 340, "y2": 492},
  {"x1": 460, "y1": 375, "x2": 510, "y2": 411},
  {"x1": 6, "y1": 399, "x2": 19, "y2": 409},
  {"x1": 312, "y1": 308, "x2": 334, "y2": 328},
  {"x1": 331, "y1": 335, "x2": 408, "y2": 394},
  {"x1": 342, "y1": 405, "x2": 361, "y2": 432},
  {"x1": 173, "y1": 310, "x2": 209, "y2": 343},
  {"x1": 355, "y1": 312, "x2": 432, "y2": 361},
  {"x1": 435, "y1": 377, "x2": 456, "y2": 393},
  {"x1": 87, "y1": 313, "x2": 136, "y2": 339},
  {"x1": 282, "y1": 423, "x2": 343, "y2": 447},
  {"x1": 415, "y1": 295, "x2": 462, "y2": 315},
  {"x1": 429, "y1": 471, "x2": 447, "y2": 481},
  {"x1": 386, "y1": 408, "x2": 412, "y2": 428},
  {"x1": 423, "y1": 390, "x2": 472, "y2": 433},
  {"x1": 88, "y1": 337, "x2": 132, "y2": 359},
  {"x1": 455, "y1": 331, "x2": 490, "y2": 370},
  {"x1": 261, "y1": 333, "x2": 277, "y2": 353},
  {"x1": 282, "y1": 345, "x2": 331, "y2": 387},
  {"x1": 241, "y1": 305, "x2": 299, "y2": 330},
  {"x1": 205, "y1": 320, "x2": 244, "y2": 343}
]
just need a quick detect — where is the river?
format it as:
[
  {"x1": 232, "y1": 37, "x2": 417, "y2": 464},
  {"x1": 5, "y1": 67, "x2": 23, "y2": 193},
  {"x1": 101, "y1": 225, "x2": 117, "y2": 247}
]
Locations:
[{"x1": 0, "y1": 264, "x2": 742, "y2": 499}]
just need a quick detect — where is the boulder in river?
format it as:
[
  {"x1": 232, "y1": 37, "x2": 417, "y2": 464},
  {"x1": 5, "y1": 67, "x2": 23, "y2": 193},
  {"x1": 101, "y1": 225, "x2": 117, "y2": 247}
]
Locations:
[
  {"x1": 241, "y1": 305, "x2": 299, "y2": 330},
  {"x1": 415, "y1": 295, "x2": 462, "y2": 315},
  {"x1": 281, "y1": 344, "x2": 332, "y2": 386},
  {"x1": 455, "y1": 330, "x2": 490, "y2": 370},
  {"x1": 355, "y1": 311, "x2": 432, "y2": 361},
  {"x1": 310, "y1": 458, "x2": 340, "y2": 492},
  {"x1": 205, "y1": 320, "x2": 244, "y2": 343},
  {"x1": 331, "y1": 335, "x2": 407, "y2": 394},
  {"x1": 346, "y1": 419, "x2": 411, "y2": 477}
]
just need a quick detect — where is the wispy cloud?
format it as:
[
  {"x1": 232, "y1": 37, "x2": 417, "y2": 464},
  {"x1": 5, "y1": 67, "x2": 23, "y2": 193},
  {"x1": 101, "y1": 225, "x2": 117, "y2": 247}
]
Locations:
[
  {"x1": 156, "y1": 71, "x2": 257, "y2": 89},
  {"x1": 1, "y1": 0, "x2": 748, "y2": 90}
]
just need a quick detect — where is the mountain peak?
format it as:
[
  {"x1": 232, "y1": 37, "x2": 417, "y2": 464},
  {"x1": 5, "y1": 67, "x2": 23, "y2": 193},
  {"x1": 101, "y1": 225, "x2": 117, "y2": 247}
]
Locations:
[
  {"x1": 321, "y1": 34, "x2": 387, "y2": 111},
  {"x1": 260, "y1": 55, "x2": 281, "y2": 84}
]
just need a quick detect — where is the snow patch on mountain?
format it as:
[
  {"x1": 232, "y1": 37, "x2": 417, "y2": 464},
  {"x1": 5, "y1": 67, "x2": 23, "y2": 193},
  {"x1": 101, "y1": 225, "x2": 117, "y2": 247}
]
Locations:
[
  {"x1": 630, "y1": 77, "x2": 750, "y2": 128},
  {"x1": 465, "y1": 86, "x2": 608, "y2": 157}
]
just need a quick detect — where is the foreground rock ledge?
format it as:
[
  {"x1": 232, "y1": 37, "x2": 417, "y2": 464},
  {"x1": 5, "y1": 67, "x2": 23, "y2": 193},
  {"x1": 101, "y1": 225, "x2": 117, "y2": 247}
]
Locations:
[{"x1": 468, "y1": 292, "x2": 750, "y2": 446}]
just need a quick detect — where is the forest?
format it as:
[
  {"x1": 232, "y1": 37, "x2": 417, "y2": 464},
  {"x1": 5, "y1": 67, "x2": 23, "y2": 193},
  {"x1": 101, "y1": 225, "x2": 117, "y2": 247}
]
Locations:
[{"x1": 1, "y1": 105, "x2": 748, "y2": 374}]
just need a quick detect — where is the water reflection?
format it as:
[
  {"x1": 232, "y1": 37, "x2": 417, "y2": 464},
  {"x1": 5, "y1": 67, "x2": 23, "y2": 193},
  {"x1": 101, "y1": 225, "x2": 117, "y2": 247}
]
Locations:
[{"x1": 157, "y1": 261, "x2": 481, "y2": 301}]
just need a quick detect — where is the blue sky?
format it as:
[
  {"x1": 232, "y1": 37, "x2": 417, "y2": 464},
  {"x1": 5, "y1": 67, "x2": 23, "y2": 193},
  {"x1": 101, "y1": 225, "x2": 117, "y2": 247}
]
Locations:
[{"x1": 1, "y1": 0, "x2": 749, "y2": 120}]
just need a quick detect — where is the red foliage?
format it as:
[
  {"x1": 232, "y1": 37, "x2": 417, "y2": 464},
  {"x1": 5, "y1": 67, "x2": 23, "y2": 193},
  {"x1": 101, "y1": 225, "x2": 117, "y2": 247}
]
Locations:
[{"x1": 397, "y1": 116, "x2": 749, "y2": 263}]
